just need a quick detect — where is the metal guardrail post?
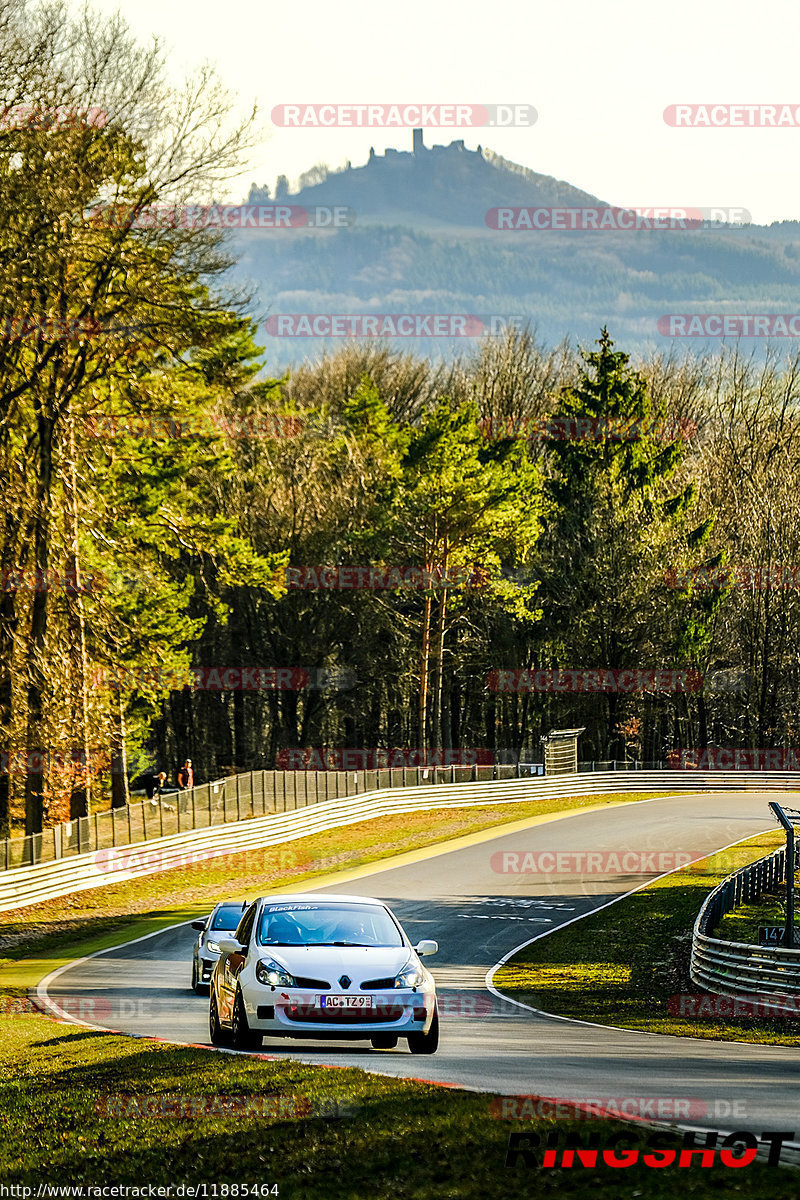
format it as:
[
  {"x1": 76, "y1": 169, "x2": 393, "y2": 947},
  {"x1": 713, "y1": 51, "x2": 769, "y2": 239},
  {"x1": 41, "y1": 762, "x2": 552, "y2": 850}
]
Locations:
[
  {"x1": 769, "y1": 801, "x2": 796, "y2": 948},
  {"x1": 691, "y1": 819, "x2": 800, "y2": 998}
]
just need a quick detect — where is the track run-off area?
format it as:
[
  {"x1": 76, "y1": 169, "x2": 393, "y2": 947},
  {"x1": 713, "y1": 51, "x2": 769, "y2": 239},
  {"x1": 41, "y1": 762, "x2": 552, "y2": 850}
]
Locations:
[{"x1": 38, "y1": 790, "x2": 800, "y2": 1143}]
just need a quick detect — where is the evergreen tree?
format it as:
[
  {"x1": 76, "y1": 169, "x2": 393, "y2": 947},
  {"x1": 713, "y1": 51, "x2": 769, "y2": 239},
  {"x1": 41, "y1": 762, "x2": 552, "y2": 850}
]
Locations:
[{"x1": 532, "y1": 328, "x2": 711, "y2": 759}]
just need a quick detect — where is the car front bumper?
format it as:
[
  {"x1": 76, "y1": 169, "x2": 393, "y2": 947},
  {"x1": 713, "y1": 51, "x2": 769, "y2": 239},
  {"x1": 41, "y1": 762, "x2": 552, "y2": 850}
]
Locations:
[{"x1": 243, "y1": 988, "x2": 436, "y2": 1038}]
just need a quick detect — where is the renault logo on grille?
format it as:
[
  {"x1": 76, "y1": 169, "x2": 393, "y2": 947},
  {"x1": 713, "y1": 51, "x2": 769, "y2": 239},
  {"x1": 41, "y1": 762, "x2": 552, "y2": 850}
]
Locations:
[{"x1": 339, "y1": 974, "x2": 351, "y2": 989}]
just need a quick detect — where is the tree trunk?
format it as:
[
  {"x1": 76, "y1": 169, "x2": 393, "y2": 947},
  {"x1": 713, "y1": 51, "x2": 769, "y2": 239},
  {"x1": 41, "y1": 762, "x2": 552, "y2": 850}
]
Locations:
[
  {"x1": 418, "y1": 588, "x2": 432, "y2": 750},
  {"x1": 0, "y1": 588, "x2": 17, "y2": 838},
  {"x1": 430, "y1": 543, "x2": 448, "y2": 751},
  {"x1": 233, "y1": 690, "x2": 246, "y2": 770},
  {"x1": 697, "y1": 689, "x2": 708, "y2": 750},
  {"x1": 449, "y1": 677, "x2": 460, "y2": 751},
  {"x1": 431, "y1": 589, "x2": 447, "y2": 751},
  {"x1": 110, "y1": 688, "x2": 129, "y2": 808},
  {"x1": 62, "y1": 408, "x2": 91, "y2": 817},
  {"x1": 153, "y1": 710, "x2": 169, "y2": 778},
  {"x1": 24, "y1": 413, "x2": 54, "y2": 837}
]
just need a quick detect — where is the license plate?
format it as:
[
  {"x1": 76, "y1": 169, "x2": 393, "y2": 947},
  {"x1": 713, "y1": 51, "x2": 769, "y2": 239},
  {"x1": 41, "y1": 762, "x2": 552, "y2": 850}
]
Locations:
[{"x1": 319, "y1": 994, "x2": 373, "y2": 1009}]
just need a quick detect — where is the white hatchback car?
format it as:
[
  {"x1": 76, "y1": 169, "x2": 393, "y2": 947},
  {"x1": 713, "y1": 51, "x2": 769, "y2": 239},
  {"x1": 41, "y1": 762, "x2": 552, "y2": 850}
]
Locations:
[{"x1": 209, "y1": 893, "x2": 439, "y2": 1053}]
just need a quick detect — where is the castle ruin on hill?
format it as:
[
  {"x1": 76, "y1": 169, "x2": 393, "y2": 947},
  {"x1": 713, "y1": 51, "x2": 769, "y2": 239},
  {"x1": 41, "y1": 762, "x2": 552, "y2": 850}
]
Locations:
[{"x1": 367, "y1": 127, "x2": 483, "y2": 161}]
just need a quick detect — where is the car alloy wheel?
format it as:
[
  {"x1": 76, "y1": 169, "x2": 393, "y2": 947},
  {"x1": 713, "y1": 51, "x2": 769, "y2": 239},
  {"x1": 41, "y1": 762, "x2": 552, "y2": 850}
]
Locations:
[
  {"x1": 231, "y1": 988, "x2": 261, "y2": 1051},
  {"x1": 209, "y1": 990, "x2": 226, "y2": 1046}
]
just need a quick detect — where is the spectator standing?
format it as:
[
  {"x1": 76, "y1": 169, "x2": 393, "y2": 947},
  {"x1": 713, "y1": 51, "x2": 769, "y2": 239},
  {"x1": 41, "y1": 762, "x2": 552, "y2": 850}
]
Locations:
[{"x1": 178, "y1": 759, "x2": 194, "y2": 789}]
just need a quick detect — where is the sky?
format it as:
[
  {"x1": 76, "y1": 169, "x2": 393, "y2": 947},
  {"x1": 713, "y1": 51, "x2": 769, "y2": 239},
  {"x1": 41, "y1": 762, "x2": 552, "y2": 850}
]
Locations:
[{"x1": 72, "y1": 0, "x2": 800, "y2": 224}]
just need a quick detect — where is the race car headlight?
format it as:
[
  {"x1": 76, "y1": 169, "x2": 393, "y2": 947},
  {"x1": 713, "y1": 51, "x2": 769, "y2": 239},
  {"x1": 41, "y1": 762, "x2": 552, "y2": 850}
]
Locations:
[
  {"x1": 207, "y1": 941, "x2": 222, "y2": 954},
  {"x1": 394, "y1": 962, "x2": 424, "y2": 989},
  {"x1": 256, "y1": 958, "x2": 296, "y2": 988}
]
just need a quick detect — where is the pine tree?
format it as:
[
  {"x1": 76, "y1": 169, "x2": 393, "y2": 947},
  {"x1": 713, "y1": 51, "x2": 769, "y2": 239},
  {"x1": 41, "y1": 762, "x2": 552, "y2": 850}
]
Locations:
[{"x1": 533, "y1": 328, "x2": 710, "y2": 759}]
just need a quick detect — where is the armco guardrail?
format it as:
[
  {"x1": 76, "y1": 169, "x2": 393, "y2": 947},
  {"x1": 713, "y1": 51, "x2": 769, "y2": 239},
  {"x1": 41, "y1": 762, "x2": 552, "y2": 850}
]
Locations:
[
  {"x1": 691, "y1": 841, "x2": 800, "y2": 1002},
  {"x1": 1, "y1": 762, "x2": 524, "y2": 871},
  {"x1": 3, "y1": 759, "x2": 793, "y2": 871},
  {"x1": 3, "y1": 769, "x2": 800, "y2": 914}
]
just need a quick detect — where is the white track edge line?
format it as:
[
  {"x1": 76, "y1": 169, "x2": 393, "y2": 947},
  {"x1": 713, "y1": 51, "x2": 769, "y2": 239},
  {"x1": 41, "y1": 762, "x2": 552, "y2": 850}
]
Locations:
[{"x1": 484, "y1": 826, "x2": 798, "y2": 1051}]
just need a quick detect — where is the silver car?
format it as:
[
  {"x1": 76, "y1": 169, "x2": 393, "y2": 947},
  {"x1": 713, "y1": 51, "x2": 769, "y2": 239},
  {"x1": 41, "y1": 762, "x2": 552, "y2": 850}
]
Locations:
[{"x1": 191, "y1": 901, "x2": 248, "y2": 992}]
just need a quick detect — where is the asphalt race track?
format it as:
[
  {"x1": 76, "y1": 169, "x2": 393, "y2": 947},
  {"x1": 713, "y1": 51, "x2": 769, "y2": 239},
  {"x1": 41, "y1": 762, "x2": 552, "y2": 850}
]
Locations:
[{"x1": 41, "y1": 791, "x2": 800, "y2": 1140}]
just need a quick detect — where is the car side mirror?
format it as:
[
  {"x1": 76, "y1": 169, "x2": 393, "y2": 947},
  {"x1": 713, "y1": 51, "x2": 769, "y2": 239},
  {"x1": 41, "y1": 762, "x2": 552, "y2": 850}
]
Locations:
[
  {"x1": 191, "y1": 920, "x2": 207, "y2": 932},
  {"x1": 216, "y1": 936, "x2": 245, "y2": 955},
  {"x1": 414, "y1": 939, "x2": 438, "y2": 957}
]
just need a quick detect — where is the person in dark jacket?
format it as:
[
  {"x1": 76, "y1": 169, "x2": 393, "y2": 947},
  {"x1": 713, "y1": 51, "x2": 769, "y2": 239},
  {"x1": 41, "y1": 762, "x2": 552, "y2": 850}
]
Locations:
[
  {"x1": 145, "y1": 770, "x2": 167, "y2": 799},
  {"x1": 178, "y1": 759, "x2": 194, "y2": 789}
]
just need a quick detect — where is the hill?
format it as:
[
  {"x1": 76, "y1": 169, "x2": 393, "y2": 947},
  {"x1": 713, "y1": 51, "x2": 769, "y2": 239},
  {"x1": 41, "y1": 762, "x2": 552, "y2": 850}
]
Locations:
[{"x1": 229, "y1": 132, "x2": 800, "y2": 363}]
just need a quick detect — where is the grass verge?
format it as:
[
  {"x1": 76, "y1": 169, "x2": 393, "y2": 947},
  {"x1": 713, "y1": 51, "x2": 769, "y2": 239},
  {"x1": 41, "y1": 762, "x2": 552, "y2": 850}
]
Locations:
[
  {"x1": 3, "y1": 790, "x2": 798, "y2": 1194},
  {"x1": 493, "y1": 828, "x2": 800, "y2": 1043},
  {"x1": 717, "y1": 893, "x2": 795, "y2": 945},
  {"x1": 1, "y1": 1012, "x2": 798, "y2": 1195}
]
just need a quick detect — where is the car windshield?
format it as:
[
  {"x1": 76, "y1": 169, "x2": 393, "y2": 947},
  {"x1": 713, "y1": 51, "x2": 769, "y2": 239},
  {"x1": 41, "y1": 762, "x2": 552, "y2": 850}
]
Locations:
[
  {"x1": 211, "y1": 905, "x2": 244, "y2": 930},
  {"x1": 257, "y1": 902, "x2": 403, "y2": 948}
]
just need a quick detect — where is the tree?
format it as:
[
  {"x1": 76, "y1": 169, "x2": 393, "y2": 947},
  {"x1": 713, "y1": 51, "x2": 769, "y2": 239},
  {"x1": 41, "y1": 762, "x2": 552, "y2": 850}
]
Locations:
[
  {"x1": 392, "y1": 397, "x2": 542, "y2": 749},
  {"x1": 0, "y1": 0, "x2": 257, "y2": 832},
  {"x1": 532, "y1": 328, "x2": 710, "y2": 760},
  {"x1": 683, "y1": 348, "x2": 800, "y2": 750}
]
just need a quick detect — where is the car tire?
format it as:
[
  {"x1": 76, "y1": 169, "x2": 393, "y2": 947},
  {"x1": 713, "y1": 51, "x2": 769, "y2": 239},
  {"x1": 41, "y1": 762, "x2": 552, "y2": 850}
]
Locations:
[
  {"x1": 209, "y1": 990, "x2": 227, "y2": 1046},
  {"x1": 231, "y1": 988, "x2": 262, "y2": 1051},
  {"x1": 191, "y1": 961, "x2": 203, "y2": 994},
  {"x1": 370, "y1": 1034, "x2": 398, "y2": 1050},
  {"x1": 407, "y1": 1003, "x2": 439, "y2": 1055}
]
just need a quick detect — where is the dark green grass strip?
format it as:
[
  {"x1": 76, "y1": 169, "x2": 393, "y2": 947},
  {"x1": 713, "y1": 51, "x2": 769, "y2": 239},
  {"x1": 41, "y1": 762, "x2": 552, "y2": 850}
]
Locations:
[{"x1": 494, "y1": 830, "x2": 800, "y2": 1043}]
